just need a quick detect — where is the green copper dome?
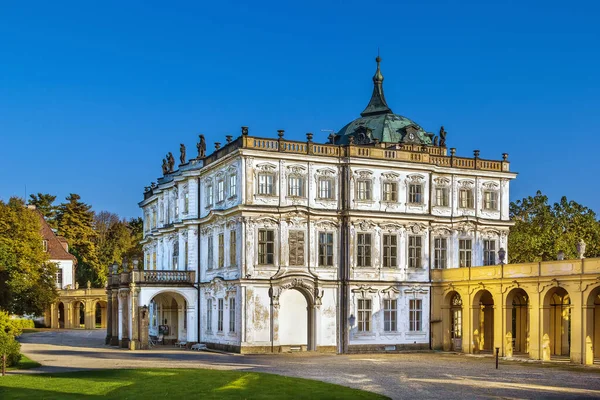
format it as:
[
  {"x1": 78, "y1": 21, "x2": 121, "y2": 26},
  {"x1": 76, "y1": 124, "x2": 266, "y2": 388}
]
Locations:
[{"x1": 334, "y1": 57, "x2": 433, "y2": 146}]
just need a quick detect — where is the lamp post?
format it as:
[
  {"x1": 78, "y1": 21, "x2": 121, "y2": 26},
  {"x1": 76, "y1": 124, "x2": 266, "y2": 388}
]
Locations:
[{"x1": 498, "y1": 248, "x2": 506, "y2": 266}]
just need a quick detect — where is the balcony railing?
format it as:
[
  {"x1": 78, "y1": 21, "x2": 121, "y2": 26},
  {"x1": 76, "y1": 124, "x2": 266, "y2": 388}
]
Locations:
[{"x1": 141, "y1": 270, "x2": 195, "y2": 284}]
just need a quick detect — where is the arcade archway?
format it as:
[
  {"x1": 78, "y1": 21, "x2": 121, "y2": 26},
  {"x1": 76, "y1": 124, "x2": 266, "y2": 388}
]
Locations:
[
  {"x1": 506, "y1": 288, "x2": 529, "y2": 354},
  {"x1": 543, "y1": 287, "x2": 571, "y2": 357},
  {"x1": 472, "y1": 290, "x2": 494, "y2": 352},
  {"x1": 278, "y1": 288, "x2": 310, "y2": 351},
  {"x1": 149, "y1": 291, "x2": 188, "y2": 344}
]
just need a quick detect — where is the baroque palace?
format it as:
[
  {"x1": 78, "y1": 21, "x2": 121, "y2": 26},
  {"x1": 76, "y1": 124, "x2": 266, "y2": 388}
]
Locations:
[{"x1": 105, "y1": 57, "x2": 600, "y2": 364}]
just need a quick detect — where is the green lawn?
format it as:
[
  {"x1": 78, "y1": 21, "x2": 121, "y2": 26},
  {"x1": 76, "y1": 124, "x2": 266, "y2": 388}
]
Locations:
[
  {"x1": 0, "y1": 369, "x2": 387, "y2": 399},
  {"x1": 7, "y1": 355, "x2": 42, "y2": 371}
]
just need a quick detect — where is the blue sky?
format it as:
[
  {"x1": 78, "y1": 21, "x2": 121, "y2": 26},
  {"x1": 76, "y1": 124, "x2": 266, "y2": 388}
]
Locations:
[{"x1": 1, "y1": 1, "x2": 599, "y2": 218}]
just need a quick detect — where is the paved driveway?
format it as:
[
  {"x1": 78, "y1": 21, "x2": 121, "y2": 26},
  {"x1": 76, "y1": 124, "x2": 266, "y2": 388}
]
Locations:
[{"x1": 16, "y1": 330, "x2": 600, "y2": 399}]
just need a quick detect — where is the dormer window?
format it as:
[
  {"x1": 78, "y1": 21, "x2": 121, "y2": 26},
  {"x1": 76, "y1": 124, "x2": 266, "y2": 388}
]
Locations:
[{"x1": 42, "y1": 240, "x2": 48, "y2": 252}]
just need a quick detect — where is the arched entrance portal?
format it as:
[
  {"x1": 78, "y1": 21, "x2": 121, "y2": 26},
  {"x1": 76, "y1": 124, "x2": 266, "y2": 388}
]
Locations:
[
  {"x1": 506, "y1": 288, "x2": 529, "y2": 354},
  {"x1": 449, "y1": 292, "x2": 463, "y2": 351},
  {"x1": 472, "y1": 290, "x2": 494, "y2": 352},
  {"x1": 149, "y1": 292, "x2": 188, "y2": 345},
  {"x1": 278, "y1": 289, "x2": 310, "y2": 351},
  {"x1": 544, "y1": 287, "x2": 570, "y2": 357},
  {"x1": 58, "y1": 302, "x2": 65, "y2": 329},
  {"x1": 72, "y1": 301, "x2": 85, "y2": 328},
  {"x1": 585, "y1": 286, "x2": 600, "y2": 362},
  {"x1": 95, "y1": 301, "x2": 107, "y2": 329}
]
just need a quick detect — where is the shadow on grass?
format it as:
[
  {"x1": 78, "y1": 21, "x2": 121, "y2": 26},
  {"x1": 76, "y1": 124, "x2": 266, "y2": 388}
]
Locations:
[{"x1": 0, "y1": 369, "x2": 388, "y2": 399}]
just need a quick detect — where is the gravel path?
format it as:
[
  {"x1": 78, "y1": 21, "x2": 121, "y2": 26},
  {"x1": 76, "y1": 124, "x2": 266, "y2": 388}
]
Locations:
[{"x1": 14, "y1": 330, "x2": 600, "y2": 399}]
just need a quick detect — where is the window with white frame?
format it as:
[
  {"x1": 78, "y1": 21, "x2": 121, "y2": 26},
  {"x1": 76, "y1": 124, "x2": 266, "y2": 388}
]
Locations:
[
  {"x1": 483, "y1": 191, "x2": 498, "y2": 210},
  {"x1": 42, "y1": 240, "x2": 48, "y2": 252},
  {"x1": 408, "y1": 235, "x2": 422, "y2": 268},
  {"x1": 288, "y1": 231, "x2": 305, "y2": 266},
  {"x1": 287, "y1": 176, "x2": 305, "y2": 197},
  {"x1": 318, "y1": 178, "x2": 334, "y2": 199},
  {"x1": 357, "y1": 233, "x2": 372, "y2": 267},
  {"x1": 433, "y1": 237, "x2": 447, "y2": 269},
  {"x1": 207, "y1": 299, "x2": 213, "y2": 331},
  {"x1": 229, "y1": 230, "x2": 236, "y2": 266},
  {"x1": 382, "y1": 234, "x2": 397, "y2": 268},
  {"x1": 184, "y1": 192, "x2": 189, "y2": 214},
  {"x1": 152, "y1": 209, "x2": 157, "y2": 228},
  {"x1": 409, "y1": 299, "x2": 422, "y2": 331},
  {"x1": 55, "y1": 268, "x2": 63, "y2": 288},
  {"x1": 172, "y1": 242, "x2": 179, "y2": 270},
  {"x1": 206, "y1": 184, "x2": 214, "y2": 207},
  {"x1": 184, "y1": 240, "x2": 188, "y2": 269},
  {"x1": 358, "y1": 299, "x2": 371, "y2": 332},
  {"x1": 435, "y1": 187, "x2": 449, "y2": 207},
  {"x1": 257, "y1": 173, "x2": 275, "y2": 195},
  {"x1": 384, "y1": 299, "x2": 397, "y2": 332},
  {"x1": 229, "y1": 298, "x2": 236, "y2": 333},
  {"x1": 408, "y1": 183, "x2": 423, "y2": 204},
  {"x1": 217, "y1": 179, "x2": 225, "y2": 202},
  {"x1": 459, "y1": 239, "x2": 472, "y2": 267},
  {"x1": 483, "y1": 239, "x2": 496, "y2": 266},
  {"x1": 218, "y1": 233, "x2": 224, "y2": 268},
  {"x1": 258, "y1": 229, "x2": 275, "y2": 265},
  {"x1": 382, "y1": 181, "x2": 398, "y2": 202},
  {"x1": 356, "y1": 179, "x2": 372, "y2": 201},
  {"x1": 217, "y1": 298, "x2": 224, "y2": 332},
  {"x1": 207, "y1": 236, "x2": 214, "y2": 270},
  {"x1": 229, "y1": 174, "x2": 237, "y2": 197},
  {"x1": 152, "y1": 251, "x2": 156, "y2": 270},
  {"x1": 459, "y1": 188, "x2": 474, "y2": 209},
  {"x1": 318, "y1": 232, "x2": 334, "y2": 266}
]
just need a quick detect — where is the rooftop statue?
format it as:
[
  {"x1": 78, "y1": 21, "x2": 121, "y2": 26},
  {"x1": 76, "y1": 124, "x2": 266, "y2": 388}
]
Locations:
[
  {"x1": 433, "y1": 136, "x2": 439, "y2": 146},
  {"x1": 167, "y1": 152, "x2": 175, "y2": 172},
  {"x1": 197, "y1": 134, "x2": 206, "y2": 159},
  {"x1": 439, "y1": 126, "x2": 447, "y2": 147},
  {"x1": 577, "y1": 239, "x2": 586, "y2": 259},
  {"x1": 180, "y1": 144, "x2": 186, "y2": 164},
  {"x1": 162, "y1": 159, "x2": 168, "y2": 175}
]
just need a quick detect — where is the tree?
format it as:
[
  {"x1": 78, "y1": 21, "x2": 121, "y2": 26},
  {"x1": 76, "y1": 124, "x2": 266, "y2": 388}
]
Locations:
[
  {"x1": 28, "y1": 193, "x2": 58, "y2": 229},
  {"x1": 0, "y1": 197, "x2": 57, "y2": 316},
  {"x1": 56, "y1": 194, "x2": 103, "y2": 287},
  {"x1": 94, "y1": 213, "x2": 143, "y2": 270},
  {"x1": 509, "y1": 191, "x2": 600, "y2": 262}
]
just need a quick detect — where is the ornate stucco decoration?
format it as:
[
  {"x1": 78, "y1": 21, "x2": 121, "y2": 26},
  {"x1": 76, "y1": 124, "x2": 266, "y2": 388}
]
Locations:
[
  {"x1": 482, "y1": 181, "x2": 500, "y2": 190},
  {"x1": 431, "y1": 225, "x2": 452, "y2": 236},
  {"x1": 433, "y1": 177, "x2": 451, "y2": 186},
  {"x1": 502, "y1": 280, "x2": 521, "y2": 294},
  {"x1": 354, "y1": 169, "x2": 374, "y2": 179},
  {"x1": 443, "y1": 283, "x2": 456, "y2": 294},
  {"x1": 315, "y1": 219, "x2": 339, "y2": 229},
  {"x1": 286, "y1": 165, "x2": 306, "y2": 176},
  {"x1": 458, "y1": 179, "x2": 475, "y2": 188},
  {"x1": 255, "y1": 163, "x2": 277, "y2": 173},
  {"x1": 407, "y1": 223, "x2": 427, "y2": 235},
  {"x1": 356, "y1": 220, "x2": 376, "y2": 231},
  {"x1": 351, "y1": 285, "x2": 379, "y2": 298},
  {"x1": 404, "y1": 285, "x2": 428, "y2": 295},
  {"x1": 226, "y1": 217, "x2": 241, "y2": 229},
  {"x1": 381, "y1": 285, "x2": 401, "y2": 298},
  {"x1": 381, "y1": 172, "x2": 400, "y2": 180},
  {"x1": 469, "y1": 282, "x2": 487, "y2": 295},
  {"x1": 538, "y1": 278, "x2": 560, "y2": 293},
  {"x1": 406, "y1": 174, "x2": 425, "y2": 184},
  {"x1": 284, "y1": 212, "x2": 307, "y2": 227},
  {"x1": 480, "y1": 228, "x2": 501, "y2": 239},
  {"x1": 379, "y1": 222, "x2": 403, "y2": 232},
  {"x1": 456, "y1": 222, "x2": 475, "y2": 235},
  {"x1": 253, "y1": 216, "x2": 279, "y2": 227},
  {"x1": 315, "y1": 168, "x2": 336, "y2": 177}
]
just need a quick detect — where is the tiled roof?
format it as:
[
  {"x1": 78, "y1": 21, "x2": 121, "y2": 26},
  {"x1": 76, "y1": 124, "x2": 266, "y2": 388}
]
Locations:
[{"x1": 37, "y1": 212, "x2": 77, "y2": 262}]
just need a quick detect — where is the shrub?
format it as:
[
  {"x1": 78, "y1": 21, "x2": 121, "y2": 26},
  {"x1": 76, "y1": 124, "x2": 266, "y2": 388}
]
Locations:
[
  {"x1": 0, "y1": 331, "x2": 21, "y2": 367},
  {"x1": 0, "y1": 311, "x2": 35, "y2": 337}
]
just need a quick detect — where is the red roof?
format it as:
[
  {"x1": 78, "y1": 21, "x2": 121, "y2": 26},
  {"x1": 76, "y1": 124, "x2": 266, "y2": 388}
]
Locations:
[{"x1": 36, "y1": 211, "x2": 77, "y2": 262}]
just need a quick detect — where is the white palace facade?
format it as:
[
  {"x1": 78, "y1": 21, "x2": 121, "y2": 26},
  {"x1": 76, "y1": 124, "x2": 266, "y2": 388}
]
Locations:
[{"x1": 106, "y1": 57, "x2": 517, "y2": 353}]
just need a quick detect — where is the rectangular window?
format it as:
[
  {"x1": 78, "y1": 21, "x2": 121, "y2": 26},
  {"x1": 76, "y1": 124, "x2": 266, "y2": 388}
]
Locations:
[
  {"x1": 42, "y1": 240, "x2": 48, "y2": 252},
  {"x1": 229, "y1": 230, "x2": 236, "y2": 267},
  {"x1": 152, "y1": 251, "x2": 156, "y2": 270},
  {"x1": 206, "y1": 185, "x2": 213, "y2": 207},
  {"x1": 218, "y1": 233, "x2": 224, "y2": 268},
  {"x1": 258, "y1": 174, "x2": 274, "y2": 195},
  {"x1": 459, "y1": 189, "x2": 474, "y2": 209},
  {"x1": 409, "y1": 299, "x2": 423, "y2": 331},
  {"x1": 207, "y1": 299, "x2": 213, "y2": 331},
  {"x1": 459, "y1": 239, "x2": 472, "y2": 267},
  {"x1": 357, "y1": 180, "x2": 372, "y2": 201},
  {"x1": 408, "y1": 235, "x2": 422, "y2": 268},
  {"x1": 184, "y1": 192, "x2": 189, "y2": 214},
  {"x1": 318, "y1": 178, "x2": 334, "y2": 199},
  {"x1": 408, "y1": 184, "x2": 423, "y2": 204},
  {"x1": 484, "y1": 191, "x2": 498, "y2": 210},
  {"x1": 384, "y1": 299, "x2": 397, "y2": 332},
  {"x1": 146, "y1": 253, "x2": 151, "y2": 270},
  {"x1": 433, "y1": 237, "x2": 447, "y2": 269},
  {"x1": 382, "y1": 234, "x2": 397, "y2": 268},
  {"x1": 217, "y1": 298, "x2": 224, "y2": 332},
  {"x1": 358, "y1": 299, "x2": 371, "y2": 332},
  {"x1": 483, "y1": 240, "x2": 496, "y2": 266},
  {"x1": 184, "y1": 240, "x2": 188, "y2": 269},
  {"x1": 229, "y1": 174, "x2": 237, "y2": 197},
  {"x1": 435, "y1": 187, "x2": 449, "y2": 207},
  {"x1": 229, "y1": 298, "x2": 236, "y2": 333},
  {"x1": 207, "y1": 236, "x2": 214, "y2": 270},
  {"x1": 152, "y1": 210, "x2": 157, "y2": 228},
  {"x1": 288, "y1": 231, "x2": 305, "y2": 266},
  {"x1": 56, "y1": 268, "x2": 63, "y2": 288},
  {"x1": 357, "y1": 233, "x2": 372, "y2": 267},
  {"x1": 318, "y1": 232, "x2": 334, "y2": 267},
  {"x1": 258, "y1": 229, "x2": 275, "y2": 265},
  {"x1": 287, "y1": 176, "x2": 305, "y2": 197},
  {"x1": 382, "y1": 182, "x2": 398, "y2": 202},
  {"x1": 217, "y1": 180, "x2": 225, "y2": 202}
]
